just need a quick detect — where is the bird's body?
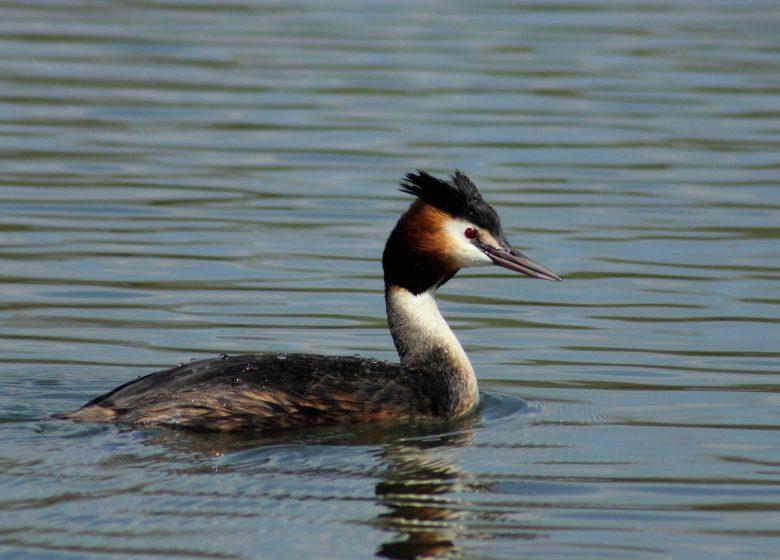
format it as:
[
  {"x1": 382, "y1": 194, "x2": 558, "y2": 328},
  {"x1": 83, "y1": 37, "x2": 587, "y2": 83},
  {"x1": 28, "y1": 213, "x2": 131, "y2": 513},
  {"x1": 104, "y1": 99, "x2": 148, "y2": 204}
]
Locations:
[
  {"x1": 67, "y1": 354, "x2": 442, "y2": 432},
  {"x1": 58, "y1": 171, "x2": 560, "y2": 432}
]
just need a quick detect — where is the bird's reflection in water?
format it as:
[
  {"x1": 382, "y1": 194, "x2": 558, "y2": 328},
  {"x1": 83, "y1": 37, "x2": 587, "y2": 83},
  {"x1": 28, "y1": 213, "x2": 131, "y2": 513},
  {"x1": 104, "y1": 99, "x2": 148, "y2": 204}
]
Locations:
[
  {"x1": 374, "y1": 428, "x2": 475, "y2": 559},
  {"x1": 138, "y1": 413, "x2": 488, "y2": 559}
]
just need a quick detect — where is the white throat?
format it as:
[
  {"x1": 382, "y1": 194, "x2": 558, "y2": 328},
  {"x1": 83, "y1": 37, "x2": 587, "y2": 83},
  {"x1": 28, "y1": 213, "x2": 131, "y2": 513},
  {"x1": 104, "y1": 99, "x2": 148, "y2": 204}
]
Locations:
[{"x1": 385, "y1": 285, "x2": 478, "y2": 412}]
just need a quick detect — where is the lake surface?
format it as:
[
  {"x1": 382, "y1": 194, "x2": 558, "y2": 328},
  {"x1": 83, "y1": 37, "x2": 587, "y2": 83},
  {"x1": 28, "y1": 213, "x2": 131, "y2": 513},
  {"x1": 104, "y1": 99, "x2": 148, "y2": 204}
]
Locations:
[{"x1": 1, "y1": 1, "x2": 779, "y2": 558}]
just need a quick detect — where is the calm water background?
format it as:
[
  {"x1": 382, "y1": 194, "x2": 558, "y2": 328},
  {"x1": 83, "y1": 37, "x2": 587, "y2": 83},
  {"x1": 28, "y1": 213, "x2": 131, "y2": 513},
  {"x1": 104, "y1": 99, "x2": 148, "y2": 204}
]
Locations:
[{"x1": 1, "y1": 1, "x2": 779, "y2": 558}]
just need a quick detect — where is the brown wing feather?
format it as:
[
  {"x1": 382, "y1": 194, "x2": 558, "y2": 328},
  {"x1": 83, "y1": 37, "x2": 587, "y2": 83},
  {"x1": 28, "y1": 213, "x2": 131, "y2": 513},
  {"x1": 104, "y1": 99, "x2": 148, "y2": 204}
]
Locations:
[{"x1": 59, "y1": 354, "x2": 439, "y2": 432}]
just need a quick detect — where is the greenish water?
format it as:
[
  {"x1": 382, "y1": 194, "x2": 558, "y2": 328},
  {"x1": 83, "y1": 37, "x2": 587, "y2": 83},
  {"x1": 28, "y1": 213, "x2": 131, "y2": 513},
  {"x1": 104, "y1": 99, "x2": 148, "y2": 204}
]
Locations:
[{"x1": 1, "y1": 1, "x2": 779, "y2": 558}]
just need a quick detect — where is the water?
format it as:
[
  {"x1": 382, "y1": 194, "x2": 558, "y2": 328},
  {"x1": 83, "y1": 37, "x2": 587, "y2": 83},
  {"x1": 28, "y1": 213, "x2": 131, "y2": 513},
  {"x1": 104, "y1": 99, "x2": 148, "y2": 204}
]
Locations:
[{"x1": 1, "y1": 0, "x2": 779, "y2": 558}]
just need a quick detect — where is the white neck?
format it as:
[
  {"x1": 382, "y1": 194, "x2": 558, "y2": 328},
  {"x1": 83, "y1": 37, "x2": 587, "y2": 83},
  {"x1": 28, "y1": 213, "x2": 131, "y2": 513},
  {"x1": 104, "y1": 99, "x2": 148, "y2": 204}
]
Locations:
[{"x1": 385, "y1": 285, "x2": 478, "y2": 415}]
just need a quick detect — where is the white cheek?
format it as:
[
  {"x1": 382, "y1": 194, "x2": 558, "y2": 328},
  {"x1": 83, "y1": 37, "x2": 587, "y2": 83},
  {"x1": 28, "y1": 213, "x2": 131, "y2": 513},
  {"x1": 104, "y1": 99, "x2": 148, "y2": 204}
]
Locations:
[{"x1": 443, "y1": 219, "x2": 493, "y2": 268}]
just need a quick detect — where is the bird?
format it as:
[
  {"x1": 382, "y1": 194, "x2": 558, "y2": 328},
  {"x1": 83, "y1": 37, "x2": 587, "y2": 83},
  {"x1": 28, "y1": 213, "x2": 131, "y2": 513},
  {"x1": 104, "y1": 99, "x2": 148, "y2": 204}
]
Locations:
[{"x1": 56, "y1": 171, "x2": 560, "y2": 432}]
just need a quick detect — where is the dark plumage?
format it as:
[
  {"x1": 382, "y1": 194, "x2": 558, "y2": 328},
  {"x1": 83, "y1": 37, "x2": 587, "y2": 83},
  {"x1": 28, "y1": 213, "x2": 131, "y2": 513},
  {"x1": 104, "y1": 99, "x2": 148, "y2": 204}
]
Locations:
[
  {"x1": 63, "y1": 354, "x2": 462, "y2": 432},
  {"x1": 400, "y1": 170, "x2": 505, "y2": 241}
]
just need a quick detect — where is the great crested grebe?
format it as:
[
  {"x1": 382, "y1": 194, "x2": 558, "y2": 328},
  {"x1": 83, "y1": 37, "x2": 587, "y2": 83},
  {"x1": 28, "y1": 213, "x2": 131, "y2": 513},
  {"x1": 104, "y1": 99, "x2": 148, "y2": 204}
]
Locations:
[{"x1": 58, "y1": 171, "x2": 560, "y2": 432}]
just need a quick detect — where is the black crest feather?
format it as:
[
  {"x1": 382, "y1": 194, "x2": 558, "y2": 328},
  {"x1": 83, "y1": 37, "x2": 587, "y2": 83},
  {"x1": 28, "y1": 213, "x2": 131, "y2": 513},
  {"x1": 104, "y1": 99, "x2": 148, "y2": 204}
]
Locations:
[{"x1": 400, "y1": 170, "x2": 503, "y2": 237}]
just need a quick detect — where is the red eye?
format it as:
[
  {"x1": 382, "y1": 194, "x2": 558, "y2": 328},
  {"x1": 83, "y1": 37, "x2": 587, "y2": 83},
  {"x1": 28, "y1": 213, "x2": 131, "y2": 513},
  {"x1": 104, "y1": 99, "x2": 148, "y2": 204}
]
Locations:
[{"x1": 464, "y1": 227, "x2": 478, "y2": 239}]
